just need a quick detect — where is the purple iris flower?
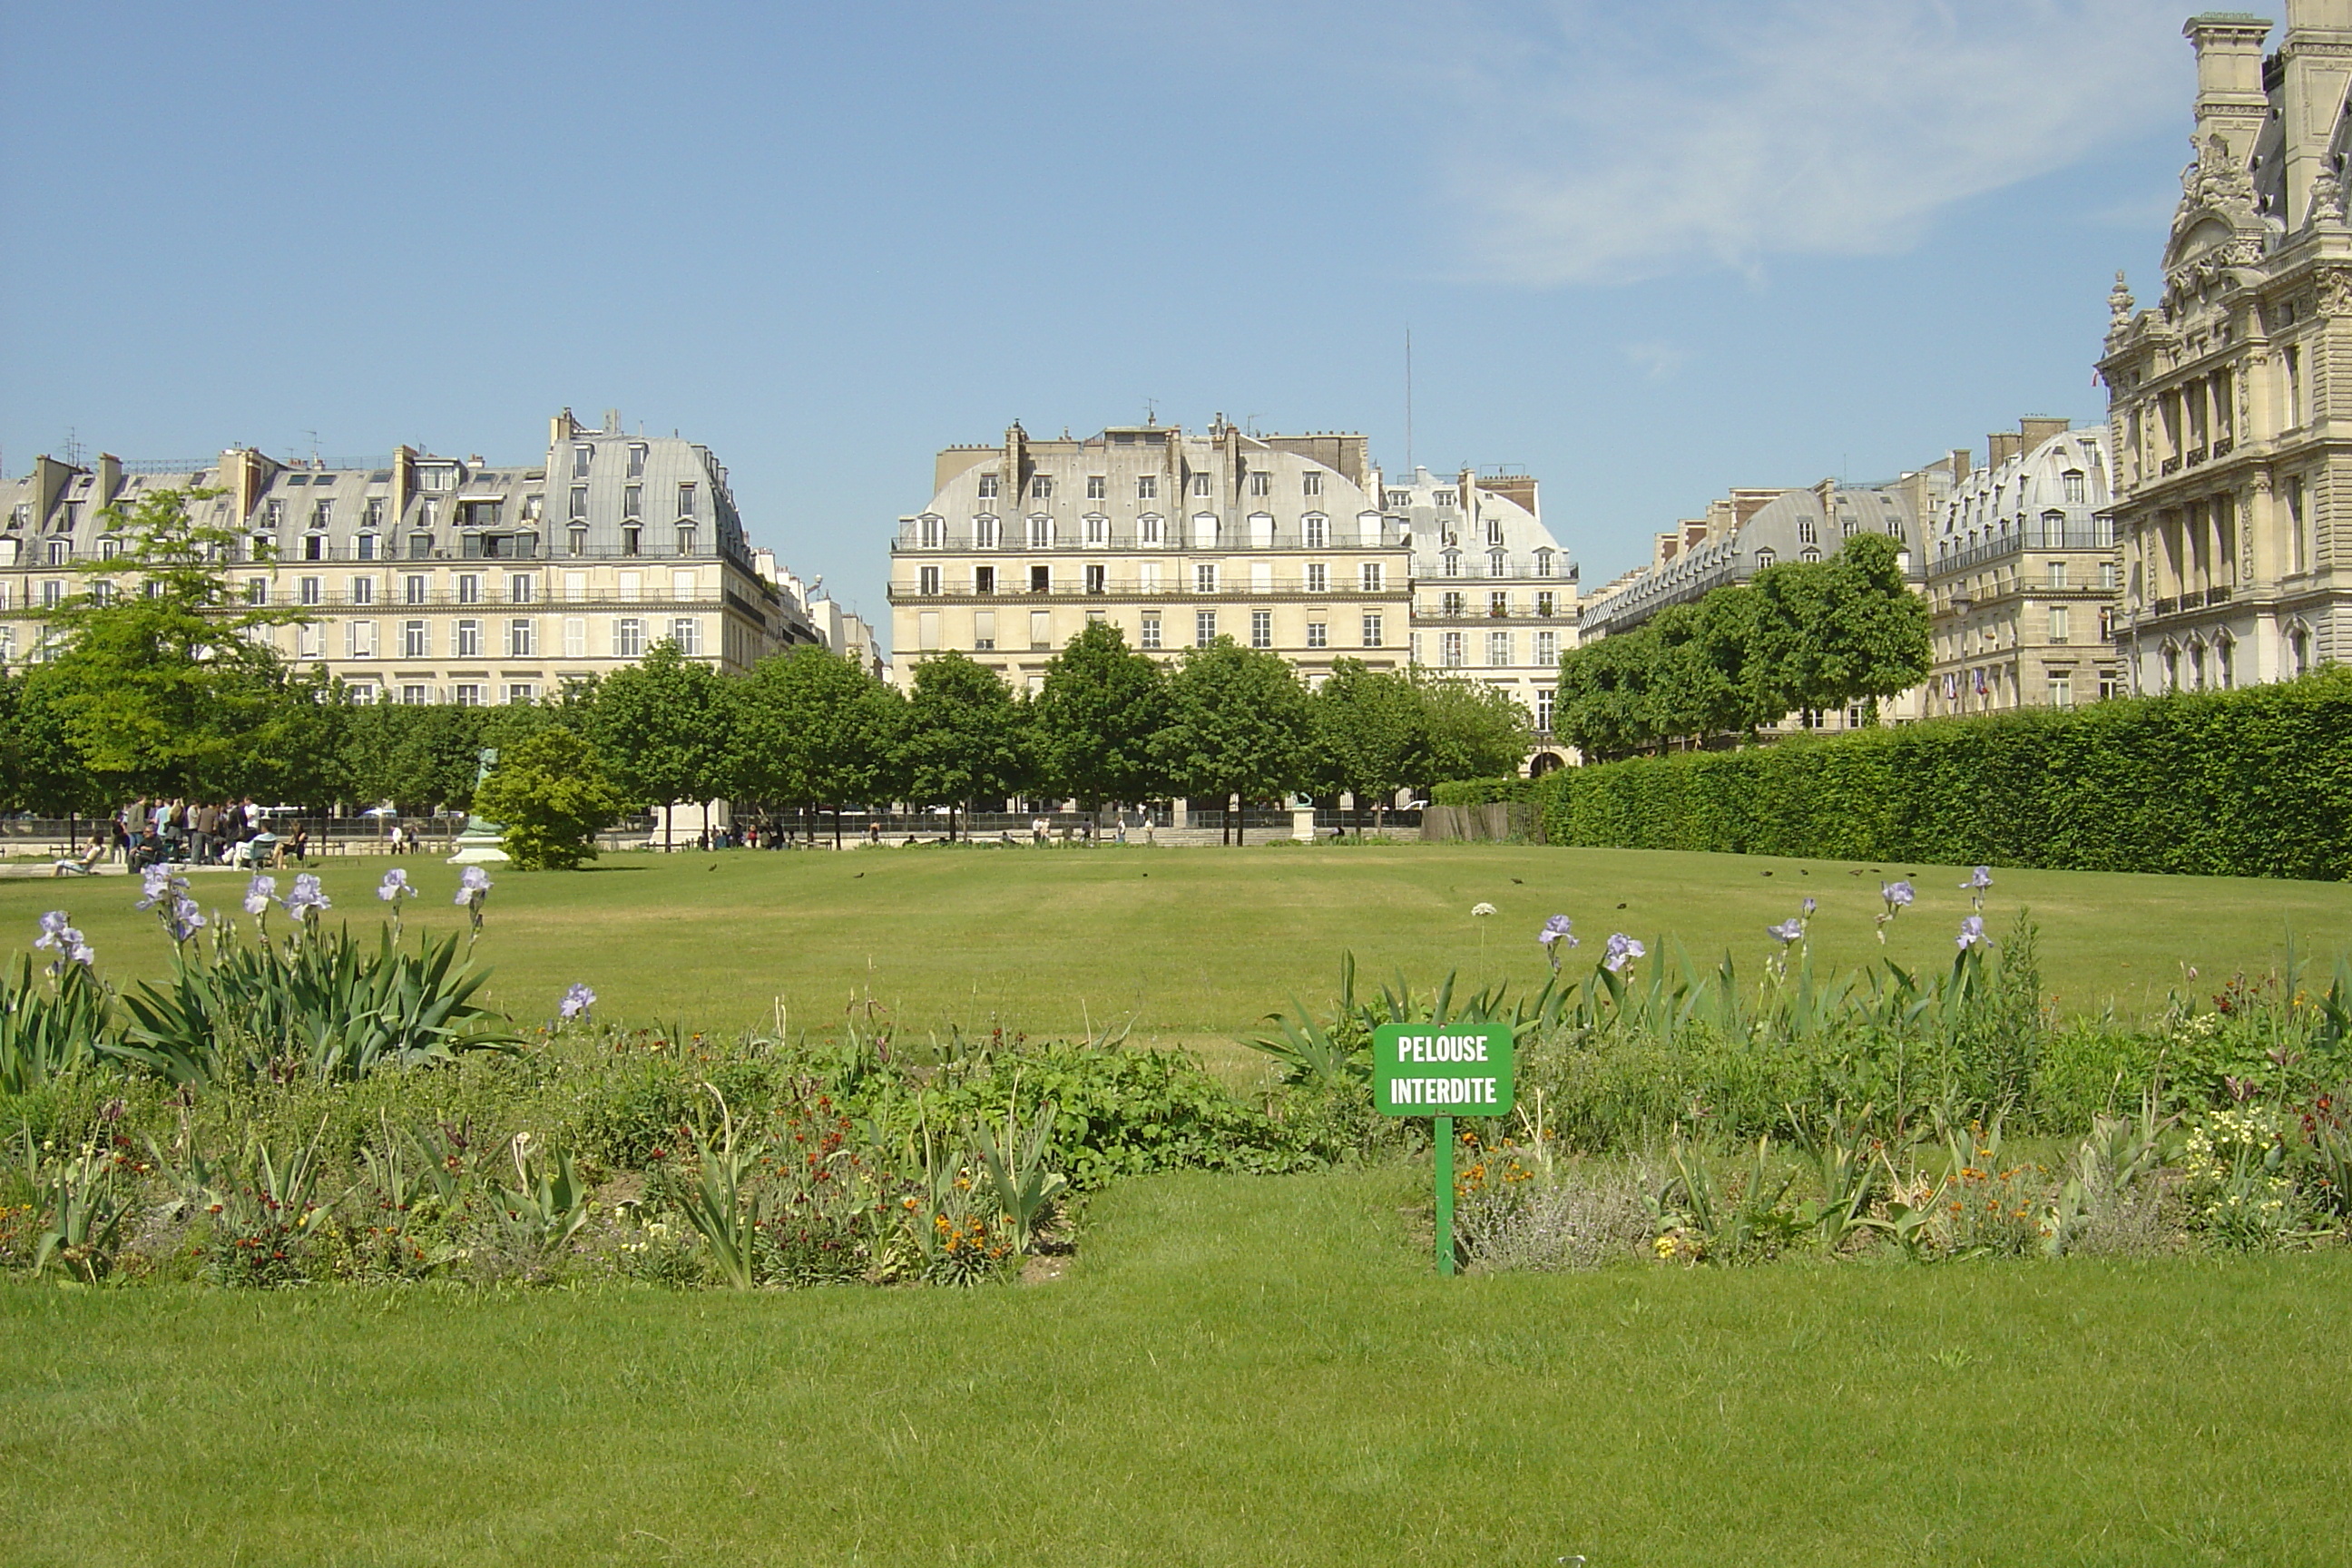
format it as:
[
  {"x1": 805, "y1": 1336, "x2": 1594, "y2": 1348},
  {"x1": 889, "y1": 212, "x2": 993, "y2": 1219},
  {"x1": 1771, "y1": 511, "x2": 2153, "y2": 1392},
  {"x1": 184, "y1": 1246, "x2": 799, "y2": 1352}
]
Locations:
[
  {"x1": 279, "y1": 873, "x2": 331, "y2": 922},
  {"x1": 1767, "y1": 917, "x2": 1805, "y2": 946},
  {"x1": 1800, "y1": 897, "x2": 1817, "y2": 916},
  {"x1": 1602, "y1": 933, "x2": 1644, "y2": 975},
  {"x1": 243, "y1": 875, "x2": 277, "y2": 916},
  {"x1": 1963, "y1": 866, "x2": 1993, "y2": 892},
  {"x1": 559, "y1": 983, "x2": 597, "y2": 1021},
  {"x1": 1881, "y1": 880, "x2": 1915, "y2": 909},
  {"x1": 1538, "y1": 914, "x2": 1578, "y2": 970},
  {"x1": 377, "y1": 867, "x2": 415, "y2": 901},
  {"x1": 1956, "y1": 915, "x2": 1988, "y2": 950},
  {"x1": 134, "y1": 865, "x2": 184, "y2": 911}
]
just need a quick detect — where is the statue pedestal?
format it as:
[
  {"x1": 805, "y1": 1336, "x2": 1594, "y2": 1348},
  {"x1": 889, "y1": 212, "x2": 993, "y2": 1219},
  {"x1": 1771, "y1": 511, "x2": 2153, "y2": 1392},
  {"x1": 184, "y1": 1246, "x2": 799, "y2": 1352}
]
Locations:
[{"x1": 446, "y1": 815, "x2": 511, "y2": 867}]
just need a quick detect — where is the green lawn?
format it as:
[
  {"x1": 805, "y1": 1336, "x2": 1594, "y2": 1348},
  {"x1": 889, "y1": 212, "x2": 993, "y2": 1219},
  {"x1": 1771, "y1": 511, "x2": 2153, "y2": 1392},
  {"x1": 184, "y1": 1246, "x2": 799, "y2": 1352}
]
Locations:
[
  {"x1": 9, "y1": 844, "x2": 2350, "y2": 1056},
  {"x1": 4, "y1": 1167, "x2": 2347, "y2": 1567}
]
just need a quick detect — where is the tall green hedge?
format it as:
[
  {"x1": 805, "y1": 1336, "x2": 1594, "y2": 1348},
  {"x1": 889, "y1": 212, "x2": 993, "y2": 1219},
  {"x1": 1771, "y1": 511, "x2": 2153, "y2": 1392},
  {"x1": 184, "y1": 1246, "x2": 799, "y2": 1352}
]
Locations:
[
  {"x1": 1531, "y1": 669, "x2": 2352, "y2": 880},
  {"x1": 1429, "y1": 775, "x2": 1540, "y2": 807}
]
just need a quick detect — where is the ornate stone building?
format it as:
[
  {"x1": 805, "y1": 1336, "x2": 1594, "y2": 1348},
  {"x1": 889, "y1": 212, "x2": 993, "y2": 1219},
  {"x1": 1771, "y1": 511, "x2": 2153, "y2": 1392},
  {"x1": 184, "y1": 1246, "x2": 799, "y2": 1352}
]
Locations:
[
  {"x1": 2101, "y1": 5, "x2": 2352, "y2": 692},
  {"x1": 0, "y1": 410, "x2": 827, "y2": 702},
  {"x1": 1924, "y1": 420, "x2": 2120, "y2": 715},
  {"x1": 1390, "y1": 466, "x2": 1579, "y2": 760},
  {"x1": 887, "y1": 418, "x2": 1415, "y2": 691}
]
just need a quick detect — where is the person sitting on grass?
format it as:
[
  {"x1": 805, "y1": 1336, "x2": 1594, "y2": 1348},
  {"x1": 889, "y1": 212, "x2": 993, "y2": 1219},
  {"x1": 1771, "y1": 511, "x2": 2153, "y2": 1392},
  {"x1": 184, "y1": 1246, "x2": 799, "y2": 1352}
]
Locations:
[{"x1": 51, "y1": 837, "x2": 106, "y2": 877}]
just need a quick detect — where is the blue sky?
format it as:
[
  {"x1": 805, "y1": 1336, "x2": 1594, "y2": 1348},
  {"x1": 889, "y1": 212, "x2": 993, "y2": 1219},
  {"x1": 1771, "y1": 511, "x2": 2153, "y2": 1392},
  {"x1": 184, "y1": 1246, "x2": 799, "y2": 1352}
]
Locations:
[{"x1": 2, "y1": 0, "x2": 2201, "y2": 646}]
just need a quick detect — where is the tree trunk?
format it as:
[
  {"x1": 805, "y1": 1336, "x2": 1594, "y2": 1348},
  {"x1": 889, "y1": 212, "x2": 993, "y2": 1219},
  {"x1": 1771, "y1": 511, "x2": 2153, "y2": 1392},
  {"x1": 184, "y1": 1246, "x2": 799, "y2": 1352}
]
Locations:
[
  {"x1": 832, "y1": 805, "x2": 842, "y2": 849},
  {"x1": 663, "y1": 802, "x2": 673, "y2": 853}
]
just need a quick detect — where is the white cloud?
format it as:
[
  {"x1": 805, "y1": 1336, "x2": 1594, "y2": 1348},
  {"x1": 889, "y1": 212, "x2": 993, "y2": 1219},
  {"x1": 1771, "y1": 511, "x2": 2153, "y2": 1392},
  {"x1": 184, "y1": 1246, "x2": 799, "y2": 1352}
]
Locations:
[
  {"x1": 1623, "y1": 340, "x2": 1690, "y2": 379},
  {"x1": 1440, "y1": 0, "x2": 2193, "y2": 284}
]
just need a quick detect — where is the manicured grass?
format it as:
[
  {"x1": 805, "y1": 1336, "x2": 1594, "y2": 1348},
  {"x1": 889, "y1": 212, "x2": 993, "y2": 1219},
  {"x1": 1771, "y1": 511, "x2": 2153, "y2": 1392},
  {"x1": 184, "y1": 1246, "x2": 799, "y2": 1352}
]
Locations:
[
  {"x1": 4, "y1": 1167, "x2": 2347, "y2": 1567},
  {"x1": 7, "y1": 844, "x2": 2350, "y2": 1056}
]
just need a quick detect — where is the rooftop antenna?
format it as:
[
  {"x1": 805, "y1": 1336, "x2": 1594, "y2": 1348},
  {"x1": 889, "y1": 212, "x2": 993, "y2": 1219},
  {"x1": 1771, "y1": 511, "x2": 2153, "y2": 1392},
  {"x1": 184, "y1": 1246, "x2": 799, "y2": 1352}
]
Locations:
[
  {"x1": 1144, "y1": 398, "x2": 1158, "y2": 426},
  {"x1": 305, "y1": 429, "x2": 320, "y2": 465},
  {"x1": 1404, "y1": 328, "x2": 1414, "y2": 473},
  {"x1": 61, "y1": 427, "x2": 84, "y2": 468}
]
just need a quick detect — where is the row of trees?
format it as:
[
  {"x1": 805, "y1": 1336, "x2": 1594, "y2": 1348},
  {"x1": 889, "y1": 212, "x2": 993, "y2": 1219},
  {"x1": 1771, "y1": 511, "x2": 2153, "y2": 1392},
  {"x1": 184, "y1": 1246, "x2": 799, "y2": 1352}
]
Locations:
[
  {"x1": 1553, "y1": 534, "x2": 1930, "y2": 761},
  {"x1": 0, "y1": 487, "x2": 1532, "y2": 838}
]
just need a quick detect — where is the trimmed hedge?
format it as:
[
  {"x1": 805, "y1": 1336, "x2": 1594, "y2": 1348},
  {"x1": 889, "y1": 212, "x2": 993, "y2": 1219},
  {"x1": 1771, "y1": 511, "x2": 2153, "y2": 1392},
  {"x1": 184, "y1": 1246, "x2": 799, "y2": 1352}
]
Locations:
[
  {"x1": 1429, "y1": 775, "x2": 1540, "y2": 807},
  {"x1": 1528, "y1": 668, "x2": 2352, "y2": 880}
]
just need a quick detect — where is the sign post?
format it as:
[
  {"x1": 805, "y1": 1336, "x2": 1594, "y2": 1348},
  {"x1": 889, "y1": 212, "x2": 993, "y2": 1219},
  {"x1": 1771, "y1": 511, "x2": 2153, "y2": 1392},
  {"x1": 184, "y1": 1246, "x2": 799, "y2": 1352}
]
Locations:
[{"x1": 1374, "y1": 1022, "x2": 1514, "y2": 1276}]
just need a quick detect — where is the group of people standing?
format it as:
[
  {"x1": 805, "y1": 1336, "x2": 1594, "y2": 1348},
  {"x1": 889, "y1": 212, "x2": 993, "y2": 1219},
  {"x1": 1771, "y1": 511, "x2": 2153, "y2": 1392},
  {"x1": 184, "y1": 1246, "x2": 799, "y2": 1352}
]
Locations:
[{"x1": 113, "y1": 799, "x2": 307, "y2": 871}]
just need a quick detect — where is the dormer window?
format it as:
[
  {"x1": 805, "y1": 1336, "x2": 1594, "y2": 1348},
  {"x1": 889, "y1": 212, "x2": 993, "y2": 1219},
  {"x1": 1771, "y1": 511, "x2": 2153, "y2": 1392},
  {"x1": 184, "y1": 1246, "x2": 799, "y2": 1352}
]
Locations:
[
  {"x1": 676, "y1": 483, "x2": 696, "y2": 517},
  {"x1": 1191, "y1": 474, "x2": 1211, "y2": 498},
  {"x1": 572, "y1": 445, "x2": 593, "y2": 478},
  {"x1": 568, "y1": 524, "x2": 589, "y2": 556},
  {"x1": 627, "y1": 444, "x2": 647, "y2": 478},
  {"x1": 622, "y1": 525, "x2": 642, "y2": 557},
  {"x1": 1488, "y1": 549, "x2": 1506, "y2": 577},
  {"x1": 1442, "y1": 549, "x2": 1459, "y2": 578},
  {"x1": 676, "y1": 525, "x2": 696, "y2": 554},
  {"x1": 1534, "y1": 549, "x2": 1553, "y2": 577},
  {"x1": 977, "y1": 474, "x2": 1000, "y2": 500},
  {"x1": 918, "y1": 514, "x2": 945, "y2": 549},
  {"x1": 975, "y1": 514, "x2": 1001, "y2": 549},
  {"x1": 1303, "y1": 514, "x2": 1329, "y2": 548},
  {"x1": 623, "y1": 485, "x2": 642, "y2": 518},
  {"x1": 1032, "y1": 475, "x2": 1053, "y2": 500}
]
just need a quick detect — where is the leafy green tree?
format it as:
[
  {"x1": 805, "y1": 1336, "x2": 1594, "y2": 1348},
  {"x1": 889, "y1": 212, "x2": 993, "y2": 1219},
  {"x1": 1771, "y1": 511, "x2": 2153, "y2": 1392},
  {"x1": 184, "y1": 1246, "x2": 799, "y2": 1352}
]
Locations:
[
  {"x1": 472, "y1": 726, "x2": 628, "y2": 870},
  {"x1": 1416, "y1": 671, "x2": 1534, "y2": 785},
  {"x1": 1555, "y1": 626, "x2": 1662, "y2": 761},
  {"x1": 342, "y1": 701, "x2": 490, "y2": 816},
  {"x1": 1307, "y1": 659, "x2": 1423, "y2": 833},
  {"x1": 593, "y1": 641, "x2": 728, "y2": 849},
  {"x1": 1031, "y1": 622, "x2": 1169, "y2": 812},
  {"x1": 1155, "y1": 639, "x2": 1309, "y2": 845},
  {"x1": 1802, "y1": 532, "x2": 1931, "y2": 723},
  {"x1": 0, "y1": 671, "x2": 106, "y2": 818},
  {"x1": 899, "y1": 652, "x2": 1026, "y2": 839},
  {"x1": 27, "y1": 485, "x2": 308, "y2": 799},
  {"x1": 732, "y1": 645, "x2": 889, "y2": 845}
]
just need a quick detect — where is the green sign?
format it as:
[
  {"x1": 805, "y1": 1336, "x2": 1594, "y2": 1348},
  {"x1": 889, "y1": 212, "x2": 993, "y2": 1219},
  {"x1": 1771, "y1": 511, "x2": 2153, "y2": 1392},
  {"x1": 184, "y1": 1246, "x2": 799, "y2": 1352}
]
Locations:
[
  {"x1": 1373, "y1": 1024, "x2": 1514, "y2": 1279},
  {"x1": 1374, "y1": 1024, "x2": 1514, "y2": 1117}
]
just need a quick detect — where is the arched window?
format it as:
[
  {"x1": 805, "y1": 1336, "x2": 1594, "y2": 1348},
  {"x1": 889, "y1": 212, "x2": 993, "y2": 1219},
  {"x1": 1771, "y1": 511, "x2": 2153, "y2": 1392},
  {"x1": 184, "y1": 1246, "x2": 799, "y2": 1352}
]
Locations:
[
  {"x1": 1138, "y1": 513, "x2": 1163, "y2": 546},
  {"x1": 1083, "y1": 513, "x2": 1108, "y2": 546},
  {"x1": 1800, "y1": 548, "x2": 1821, "y2": 563}
]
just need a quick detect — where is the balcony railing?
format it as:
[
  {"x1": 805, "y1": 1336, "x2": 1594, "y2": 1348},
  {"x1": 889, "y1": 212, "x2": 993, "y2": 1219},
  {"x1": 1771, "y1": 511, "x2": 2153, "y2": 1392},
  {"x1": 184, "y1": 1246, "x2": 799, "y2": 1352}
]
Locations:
[{"x1": 1926, "y1": 521, "x2": 2115, "y2": 578}]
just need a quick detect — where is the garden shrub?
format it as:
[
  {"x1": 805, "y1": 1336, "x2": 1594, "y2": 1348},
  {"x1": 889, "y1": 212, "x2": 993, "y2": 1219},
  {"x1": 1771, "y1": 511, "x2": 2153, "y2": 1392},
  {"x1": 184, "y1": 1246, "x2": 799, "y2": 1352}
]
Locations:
[{"x1": 1528, "y1": 668, "x2": 2352, "y2": 880}]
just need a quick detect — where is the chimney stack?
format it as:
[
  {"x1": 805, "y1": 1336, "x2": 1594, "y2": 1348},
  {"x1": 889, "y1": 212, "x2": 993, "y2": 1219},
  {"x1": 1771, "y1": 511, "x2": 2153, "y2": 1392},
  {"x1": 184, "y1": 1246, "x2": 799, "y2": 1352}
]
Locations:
[
  {"x1": 2281, "y1": 3, "x2": 2352, "y2": 229},
  {"x1": 2184, "y1": 13, "x2": 2274, "y2": 177}
]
